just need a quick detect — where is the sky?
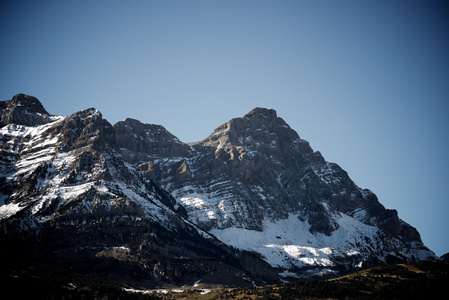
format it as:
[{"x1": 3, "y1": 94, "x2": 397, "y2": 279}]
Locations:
[{"x1": 1, "y1": 0, "x2": 448, "y2": 256}]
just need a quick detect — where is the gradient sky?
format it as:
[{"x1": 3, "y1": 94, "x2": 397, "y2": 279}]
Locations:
[{"x1": 1, "y1": 0, "x2": 448, "y2": 256}]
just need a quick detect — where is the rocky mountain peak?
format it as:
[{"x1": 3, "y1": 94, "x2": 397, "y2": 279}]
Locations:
[
  {"x1": 245, "y1": 107, "x2": 277, "y2": 122},
  {"x1": 199, "y1": 107, "x2": 302, "y2": 151},
  {"x1": 10, "y1": 93, "x2": 49, "y2": 114},
  {"x1": 114, "y1": 118, "x2": 189, "y2": 163},
  {"x1": 224, "y1": 107, "x2": 283, "y2": 134},
  {"x1": 0, "y1": 94, "x2": 56, "y2": 127}
]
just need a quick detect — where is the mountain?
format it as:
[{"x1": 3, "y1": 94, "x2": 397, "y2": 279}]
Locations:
[
  {"x1": 114, "y1": 105, "x2": 435, "y2": 278},
  {"x1": 0, "y1": 94, "x2": 436, "y2": 289},
  {"x1": 441, "y1": 253, "x2": 449, "y2": 261},
  {"x1": 0, "y1": 94, "x2": 276, "y2": 288}
]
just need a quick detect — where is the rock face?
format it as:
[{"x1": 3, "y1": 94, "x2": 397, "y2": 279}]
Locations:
[
  {"x1": 113, "y1": 118, "x2": 189, "y2": 162},
  {"x1": 0, "y1": 94, "x2": 436, "y2": 286},
  {"x1": 0, "y1": 93, "x2": 58, "y2": 127}
]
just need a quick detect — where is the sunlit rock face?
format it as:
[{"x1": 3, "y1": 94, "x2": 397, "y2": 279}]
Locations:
[{"x1": 0, "y1": 94, "x2": 436, "y2": 284}]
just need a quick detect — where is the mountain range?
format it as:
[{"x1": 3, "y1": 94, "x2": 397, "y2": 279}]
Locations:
[{"x1": 0, "y1": 94, "x2": 436, "y2": 289}]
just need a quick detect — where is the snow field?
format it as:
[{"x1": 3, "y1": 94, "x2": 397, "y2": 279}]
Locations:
[{"x1": 210, "y1": 212, "x2": 380, "y2": 271}]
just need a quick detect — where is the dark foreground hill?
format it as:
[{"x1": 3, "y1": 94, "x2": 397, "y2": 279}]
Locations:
[
  {"x1": 219, "y1": 260, "x2": 449, "y2": 300},
  {"x1": 1, "y1": 259, "x2": 447, "y2": 299}
]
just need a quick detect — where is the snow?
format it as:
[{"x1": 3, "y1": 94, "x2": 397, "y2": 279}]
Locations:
[
  {"x1": 124, "y1": 280, "x2": 212, "y2": 296},
  {"x1": 312, "y1": 162, "x2": 342, "y2": 185},
  {"x1": 0, "y1": 119, "x2": 67, "y2": 219},
  {"x1": 180, "y1": 196, "x2": 217, "y2": 221},
  {"x1": 15, "y1": 148, "x2": 56, "y2": 175},
  {"x1": 0, "y1": 202, "x2": 24, "y2": 221},
  {"x1": 210, "y1": 212, "x2": 381, "y2": 270},
  {"x1": 78, "y1": 108, "x2": 101, "y2": 121}
]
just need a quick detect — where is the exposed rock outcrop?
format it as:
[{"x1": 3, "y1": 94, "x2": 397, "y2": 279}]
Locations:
[{"x1": 0, "y1": 93, "x2": 57, "y2": 127}]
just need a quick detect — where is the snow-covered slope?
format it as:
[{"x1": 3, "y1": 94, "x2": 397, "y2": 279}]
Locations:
[
  {"x1": 0, "y1": 107, "x2": 182, "y2": 228},
  {"x1": 211, "y1": 212, "x2": 433, "y2": 278}
]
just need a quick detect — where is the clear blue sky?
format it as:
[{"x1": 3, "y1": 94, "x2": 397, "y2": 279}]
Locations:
[{"x1": 1, "y1": 0, "x2": 448, "y2": 256}]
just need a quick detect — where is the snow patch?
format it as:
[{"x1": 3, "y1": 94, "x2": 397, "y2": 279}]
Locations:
[
  {"x1": 0, "y1": 202, "x2": 24, "y2": 221},
  {"x1": 210, "y1": 212, "x2": 380, "y2": 270}
]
